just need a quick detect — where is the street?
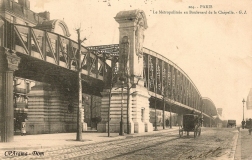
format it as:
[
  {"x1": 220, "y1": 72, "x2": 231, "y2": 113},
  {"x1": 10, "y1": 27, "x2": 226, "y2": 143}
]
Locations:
[{"x1": 1, "y1": 127, "x2": 239, "y2": 160}]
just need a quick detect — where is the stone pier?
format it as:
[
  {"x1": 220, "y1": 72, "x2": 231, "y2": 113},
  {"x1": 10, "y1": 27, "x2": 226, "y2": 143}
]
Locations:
[
  {"x1": 0, "y1": 47, "x2": 20, "y2": 142},
  {"x1": 98, "y1": 10, "x2": 152, "y2": 133}
]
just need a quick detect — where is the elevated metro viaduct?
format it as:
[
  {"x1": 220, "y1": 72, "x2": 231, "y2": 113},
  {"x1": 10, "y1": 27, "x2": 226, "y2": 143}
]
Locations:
[{"x1": 0, "y1": 0, "x2": 218, "y2": 142}]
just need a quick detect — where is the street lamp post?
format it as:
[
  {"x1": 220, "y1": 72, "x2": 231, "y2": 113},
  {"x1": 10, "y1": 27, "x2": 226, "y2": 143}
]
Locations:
[
  {"x1": 119, "y1": 80, "x2": 124, "y2": 136},
  {"x1": 163, "y1": 96, "x2": 165, "y2": 129},
  {"x1": 126, "y1": 80, "x2": 130, "y2": 134},
  {"x1": 170, "y1": 104, "x2": 172, "y2": 129},
  {"x1": 107, "y1": 72, "x2": 113, "y2": 137},
  {"x1": 242, "y1": 98, "x2": 246, "y2": 129},
  {"x1": 169, "y1": 93, "x2": 173, "y2": 129},
  {"x1": 154, "y1": 81, "x2": 158, "y2": 131},
  {"x1": 154, "y1": 93, "x2": 158, "y2": 131}
]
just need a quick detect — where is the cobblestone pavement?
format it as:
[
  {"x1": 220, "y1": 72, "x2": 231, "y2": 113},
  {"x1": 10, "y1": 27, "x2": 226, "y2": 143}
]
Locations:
[{"x1": 1, "y1": 128, "x2": 238, "y2": 160}]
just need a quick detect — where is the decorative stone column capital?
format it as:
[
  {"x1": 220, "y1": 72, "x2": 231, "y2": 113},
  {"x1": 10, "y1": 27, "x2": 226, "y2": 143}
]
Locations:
[
  {"x1": 114, "y1": 9, "x2": 148, "y2": 79},
  {"x1": 1, "y1": 47, "x2": 21, "y2": 71},
  {"x1": 114, "y1": 10, "x2": 148, "y2": 29}
]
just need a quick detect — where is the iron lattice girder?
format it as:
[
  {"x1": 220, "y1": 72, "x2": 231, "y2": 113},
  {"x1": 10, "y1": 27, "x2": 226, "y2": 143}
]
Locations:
[
  {"x1": 86, "y1": 44, "x2": 119, "y2": 60},
  {"x1": 6, "y1": 22, "x2": 110, "y2": 83},
  {"x1": 143, "y1": 52, "x2": 203, "y2": 108},
  {"x1": 2, "y1": 20, "x2": 216, "y2": 117},
  {"x1": 86, "y1": 43, "x2": 215, "y2": 117}
]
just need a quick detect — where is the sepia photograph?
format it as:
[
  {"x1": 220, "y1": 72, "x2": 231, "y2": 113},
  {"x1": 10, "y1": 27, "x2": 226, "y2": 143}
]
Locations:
[{"x1": 0, "y1": 0, "x2": 251, "y2": 159}]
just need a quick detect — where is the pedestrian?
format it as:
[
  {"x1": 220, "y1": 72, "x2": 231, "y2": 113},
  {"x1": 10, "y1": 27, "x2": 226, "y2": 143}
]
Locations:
[
  {"x1": 248, "y1": 119, "x2": 252, "y2": 135},
  {"x1": 21, "y1": 121, "x2": 26, "y2": 136},
  {"x1": 166, "y1": 119, "x2": 169, "y2": 127}
]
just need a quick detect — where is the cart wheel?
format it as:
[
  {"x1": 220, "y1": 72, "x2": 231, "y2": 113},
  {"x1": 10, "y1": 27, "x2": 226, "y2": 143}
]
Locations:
[
  {"x1": 198, "y1": 128, "x2": 201, "y2": 136},
  {"x1": 179, "y1": 129, "x2": 183, "y2": 138},
  {"x1": 194, "y1": 130, "x2": 197, "y2": 138}
]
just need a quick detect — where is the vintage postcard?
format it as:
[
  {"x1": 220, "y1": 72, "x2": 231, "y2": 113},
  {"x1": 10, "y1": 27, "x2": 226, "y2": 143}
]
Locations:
[{"x1": 0, "y1": 0, "x2": 251, "y2": 159}]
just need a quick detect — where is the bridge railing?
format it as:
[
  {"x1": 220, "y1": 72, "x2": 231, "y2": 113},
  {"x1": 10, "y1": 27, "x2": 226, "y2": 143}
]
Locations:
[{"x1": 2, "y1": 21, "x2": 111, "y2": 83}]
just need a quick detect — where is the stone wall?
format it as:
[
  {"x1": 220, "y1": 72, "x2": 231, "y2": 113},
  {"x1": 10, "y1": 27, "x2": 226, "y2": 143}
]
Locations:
[{"x1": 26, "y1": 82, "x2": 81, "y2": 134}]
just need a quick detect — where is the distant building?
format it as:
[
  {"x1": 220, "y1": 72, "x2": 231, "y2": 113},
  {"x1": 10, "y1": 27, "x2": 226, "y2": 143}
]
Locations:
[
  {"x1": 0, "y1": 0, "x2": 98, "y2": 134},
  {"x1": 217, "y1": 108, "x2": 223, "y2": 116},
  {"x1": 1, "y1": 0, "x2": 50, "y2": 26},
  {"x1": 247, "y1": 88, "x2": 252, "y2": 110}
]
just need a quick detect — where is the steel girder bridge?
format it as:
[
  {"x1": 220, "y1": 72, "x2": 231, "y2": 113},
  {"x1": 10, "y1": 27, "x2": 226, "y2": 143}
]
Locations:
[
  {"x1": 87, "y1": 44, "x2": 217, "y2": 120},
  {"x1": 2, "y1": 20, "x2": 111, "y2": 95},
  {"x1": 2, "y1": 20, "x2": 217, "y2": 121}
]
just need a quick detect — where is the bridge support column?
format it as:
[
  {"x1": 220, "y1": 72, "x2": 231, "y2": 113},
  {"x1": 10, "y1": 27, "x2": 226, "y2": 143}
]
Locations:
[
  {"x1": 0, "y1": 48, "x2": 20, "y2": 142},
  {"x1": 131, "y1": 80, "x2": 152, "y2": 133},
  {"x1": 98, "y1": 80, "x2": 152, "y2": 134},
  {"x1": 98, "y1": 88, "x2": 130, "y2": 133},
  {"x1": 104, "y1": 10, "x2": 152, "y2": 134},
  {"x1": 27, "y1": 82, "x2": 86, "y2": 134}
]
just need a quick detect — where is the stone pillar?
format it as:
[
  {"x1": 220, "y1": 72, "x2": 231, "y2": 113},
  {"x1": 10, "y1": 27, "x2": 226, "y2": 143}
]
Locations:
[
  {"x1": 97, "y1": 90, "x2": 109, "y2": 132},
  {"x1": 131, "y1": 83, "x2": 152, "y2": 133},
  {"x1": 112, "y1": 10, "x2": 152, "y2": 133},
  {"x1": 0, "y1": 47, "x2": 20, "y2": 142},
  {"x1": 98, "y1": 88, "x2": 128, "y2": 133},
  {"x1": 27, "y1": 82, "x2": 86, "y2": 134},
  {"x1": 27, "y1": 82, "x2": 50, "y2": 134},
  {"x1": 98, "y1": 10, "x2": 152, "y2": 134}
]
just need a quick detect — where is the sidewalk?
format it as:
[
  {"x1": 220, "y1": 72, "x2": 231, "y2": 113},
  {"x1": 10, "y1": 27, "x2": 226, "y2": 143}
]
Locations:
[
  {"x1": 0, "y1": 126, "x2": 178, "y2": 151},
  {"x1": 234, "y1": 128, "x2": 252, "y2": 160}
]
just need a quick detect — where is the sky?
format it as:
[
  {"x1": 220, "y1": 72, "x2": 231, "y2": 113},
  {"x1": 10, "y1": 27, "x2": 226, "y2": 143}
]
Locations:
[{"x1": 30, "y1": 0, "x2": 252, "y2": 122}]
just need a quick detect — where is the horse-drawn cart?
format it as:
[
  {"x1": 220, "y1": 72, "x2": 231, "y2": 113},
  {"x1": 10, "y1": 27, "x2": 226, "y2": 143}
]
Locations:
[{"x1": 179, "y1": 114, "x2": 202, "y2": 138}]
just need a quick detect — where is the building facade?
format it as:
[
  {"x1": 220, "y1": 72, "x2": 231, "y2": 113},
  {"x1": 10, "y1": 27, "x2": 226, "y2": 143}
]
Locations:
[
  {"x1": 0, "y1": 0, "x2": 101, "y2": 135},
  {"x1": 247, "y1": 88, "x2": 252, "y2": 110},
  {"x1": 0, "y1": 1, "x2": 219, "y2": 141}
]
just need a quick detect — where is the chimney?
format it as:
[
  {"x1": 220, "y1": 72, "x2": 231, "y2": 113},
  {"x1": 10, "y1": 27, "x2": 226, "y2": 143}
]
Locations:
[
  {"x1": 38, "y1": 11, "x2": 50, "y2": 21},
  {"x1": 45, "y1": 11, "x2": 50, "y2": 20},
  {"x1": 18, "y1": 0, "x2": 30, "y2": 9}
]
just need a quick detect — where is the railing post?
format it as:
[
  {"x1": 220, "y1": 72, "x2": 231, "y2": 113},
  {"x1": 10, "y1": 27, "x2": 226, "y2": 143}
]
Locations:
[
  {"x1": 66, "y1": 39, "x2": 70, "y2": 69},
  {"x1": 27, "y1": 26, "x2": 31, "y2": 55},
  {"x1": 87, "y1": 52, "x2": 90, "y2": 76},
  {"x1": 95, "y1": 54, "x2": 98, "y2": 78},
  {"x1": 56, "y1": 35, "x2": 60, "y2": 65},
  {"x1": 11, "y1": 24, "x2": 16, "y2": 51},
  {"x1": 42, "y1": 31, "x2": 46, "y2": 60}
]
